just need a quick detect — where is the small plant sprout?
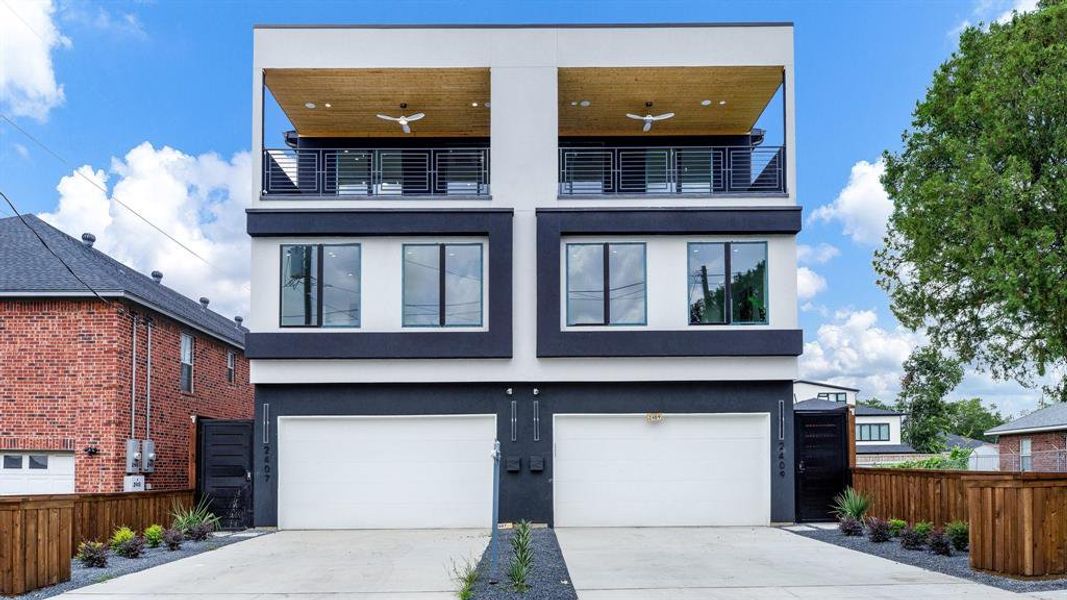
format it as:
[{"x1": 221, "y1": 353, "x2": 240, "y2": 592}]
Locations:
[
  {"x1": 912, "y1": 521, "x2": 933, "y2": 542},
  {"x1": 163, "y1": 528, "x2": 184, "y2": 551},
  {"x1": 449, "y1": 556, "x2": 480, "y2": 600},
  {"x1": 109, "y1": 526, "x2": 135, "y2": 550},
  {"x1": 888, "y1": 518, "x2": 907, "y2": 537},
  {"x1": 928, "y1": 528, "x2": 953, "y2": 556},
  {"x1": 144, "y1": 524, "x2": 165, "y2": 548},
  {"x1": 508, "y1": 520, "x2": 534, "y2": 592},
  {"x1": 866, "y1": 517, "x2": 891, "y2": 543},
  {"x1": 76, "y1": 541, "x2": 108, "y2": 568},
  {"x1": 171, "y1": 497, "x2": 221, "y2": 535},
  {"x1": 831, "y1": 487, "x2": 871, "y2": 521},
  {"x1": 900, "y1": 526, "x2": 926, "y2": 550},
  {"x1": 114, "y1": 535, "x2": 146, "y2": 558},
  {"x1": 838, "y1": 516, "x2": 864, "y2": 537},
  {"x1": 946, "y1": 520, "x2": 969, "y2": 551}
]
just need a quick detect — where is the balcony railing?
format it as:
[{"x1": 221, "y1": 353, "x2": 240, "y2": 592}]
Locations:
[
  {"x1": 262, "y1": 148, "x2": 490, "y2": 197},
  {"x1": 558, "y1": 145, "x2": 785, "y2": 196}
]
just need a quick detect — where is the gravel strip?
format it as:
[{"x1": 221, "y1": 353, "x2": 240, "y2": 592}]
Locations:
[
  {"x1": 791, "y1": 527, "x2": 1067, "y2": 593},
  {"x1": 470, "y1": 528, "x2": 577, "y2": 600},
  {"x1": 15, "y1": 531, "x2": 271, "y2": 599}
]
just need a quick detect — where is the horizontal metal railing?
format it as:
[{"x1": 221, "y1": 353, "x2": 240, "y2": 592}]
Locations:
[
  {"x1": 262, "y1": 147, "x2": 490, "y2": 197},
  {"x1": 558, "y1": 145, "x2": 785, "y2": 196}
]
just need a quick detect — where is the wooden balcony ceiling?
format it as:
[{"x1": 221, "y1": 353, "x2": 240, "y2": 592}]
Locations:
[
  {"x1": 265, "y1": 68, "x2": 491, "y2": 137},
  {"x1": 558, "y1": 66, "x2": 784, "y2": 136}
]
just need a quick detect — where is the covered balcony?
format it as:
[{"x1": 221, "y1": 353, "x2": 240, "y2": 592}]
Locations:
[
  {"x1": 557, "y1": 66, "x2": 786, "y2": 197},
  {"x1": 261, "y1": 68, "x2": 491, "y2": 198}
]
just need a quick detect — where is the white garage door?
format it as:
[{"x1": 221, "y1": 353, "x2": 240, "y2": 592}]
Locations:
[
  {"x1": 278, "y1": 415, "x2": 495, "y2": 529},
  {"x1": 554, "y1": 413, "x2": 770, "y2": 527},
  {"x1": 0, "y1": 453, "x2": 75, "y2": 495}
]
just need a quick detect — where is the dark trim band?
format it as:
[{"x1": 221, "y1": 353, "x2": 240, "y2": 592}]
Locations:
[{"x1": 536, "y1": 208, "x2": 802, "y2": 358}]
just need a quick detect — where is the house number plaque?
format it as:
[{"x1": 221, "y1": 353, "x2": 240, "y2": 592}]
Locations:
[{"x1": 645, "y1": 412, "x2": 664, "y2": 423}]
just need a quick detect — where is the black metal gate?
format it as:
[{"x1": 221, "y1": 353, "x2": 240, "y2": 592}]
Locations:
[
  {"x1": 794, "y1": 410, "x2": 849, "y2": 522},
  {"x1": 197, "y1": 419, "x2": 254, "y2": 529}
]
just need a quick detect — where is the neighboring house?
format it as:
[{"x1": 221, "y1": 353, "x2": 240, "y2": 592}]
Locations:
[
  {"x1": 0, "y1": 215, "x2": 253, "y2": 495},
  {"x1": 248, "y1": 23, "x2": 801, "y2": 529},
  {"x1": 987, "y1": 403, "x2": 1067, "y2": 472},
  {"x1": 794, "y1": 380, "x2": 857, "y2": 405}
]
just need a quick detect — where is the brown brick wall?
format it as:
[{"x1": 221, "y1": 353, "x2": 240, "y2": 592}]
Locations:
[
  {"x1": 999, "y1": 431, "x2": 1067, "y2": 472},
  {"x1": 0, "y1": 298, "x2": 252, "y2": 493}
]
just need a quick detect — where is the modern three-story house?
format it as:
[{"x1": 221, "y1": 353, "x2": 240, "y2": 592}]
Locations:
[{"x1": 247, "y1": 23, "x2": 801, "y2": 528}]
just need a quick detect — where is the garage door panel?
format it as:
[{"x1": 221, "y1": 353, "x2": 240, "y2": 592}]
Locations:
[
  {"x1": 278, "y1": 415, "x2": 495, "y2": 529},
  {"x1": 554, "y1": 414, "x2": 770, "y2": 527}
]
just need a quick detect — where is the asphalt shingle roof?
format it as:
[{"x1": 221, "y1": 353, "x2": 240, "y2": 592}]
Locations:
[
  {"x1": 0, "y1": 215, "x2": 245, "y2": 347},
  {"x1": 986, "y1": 402, "x2": 1067, "y2": 436}
]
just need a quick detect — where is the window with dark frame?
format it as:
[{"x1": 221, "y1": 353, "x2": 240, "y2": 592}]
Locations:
[
  {"x1": 2, "y1": 455, "x2": 21, "y2": 469},
  {"x1": 28, "y1": 455, "x2": 48, "y2": 470},
  {"x1": 856, "y1": 423, "x2": 891, "y2": 442},
  {"x1": 180, "y1": 333, "x2": 194, "y2": 393},
  {"x1": 402, "y1": 243, "x2": 484, "y2": 327},
  {"x1": 280, "y1": 244, "x2": 361, "y2": 328},
  {"x1": 566, "y1": 242, "x2": 647, "y2": 326},
  {"x1": 817, "y1": 392, "x2": 848, "y2": 402},
  {"x1": 688, "y1": 241, "x2": 768, "y2": 325},
  {"x1": 226, "y1": 351, "x2": 236, "y2": 384}
]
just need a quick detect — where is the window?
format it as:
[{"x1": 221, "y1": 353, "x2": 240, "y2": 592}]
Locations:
[
  {"x1": 226, "y1": 351, "x2": 236, "y2": 384},
  {"x1": 403, "y1": 243, "x2": 484, "y2": 327},
  {"x1": 280, "y1": 244, "x2": 361, "y2": 327},
  {"x1": 817, "y1": 392, "x2": 848, "y2": 403},
  {"x1": 1021, "y1": 438, "x2": 1032, "y2": 472},
  {"x1": 28, "y1": 455, "x2": 48, "y2": 470},
  {"x1": 688, "y1": 242, "x2": 768, "y2": 325},
  {"x1": 856, "y1": 423, "x2": 891, "y2": 442},
  {"x1": 566, "y1": 242, "x2": 647, "y2": 326},
  {"x1": 180, "y1": 333, "x2": 194, "y2": 393},
  {"x1": 2, "y1": 455, "x2": 21, "y2": 469}
]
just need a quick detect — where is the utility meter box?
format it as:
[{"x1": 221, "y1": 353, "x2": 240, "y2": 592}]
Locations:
[
  {"x1": 125, "y1": 439, "x2": 142, "y2": 473},
  {"x1": 123, "y1": 475, "x2": 146, "y2": 492},
  {"x1": 141, "y1": 439, "x2": 157, "y2": 473}
]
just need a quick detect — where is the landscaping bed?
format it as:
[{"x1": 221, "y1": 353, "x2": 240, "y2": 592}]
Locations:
[
  {"x1": 464, "y1": 525, "x2": 577, "y2": 600},
  {"x1": 793, "y1": 525, "x2": 1067, "y2": 593},
  {"x1": 15, "y1": 531, "x2": 269, "y2": 599}
]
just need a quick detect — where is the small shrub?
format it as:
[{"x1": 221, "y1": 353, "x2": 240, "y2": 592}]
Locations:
[
  {"x1": 450, "y1": 557, "x2": 480, "y2": 600},
  {"x1": 144, "y1": 524, "x2": 165, "y2": 548},
  {"x1": 900, "y1": 527, "x2": 926, "y2": 550},
  {"x1": 186, "y1": 521, "x2": 214, "y2": 542},
  {"x1": 946, "y1": 520, "x2": 969, "y2": 551},
  {"x1": 171, "y1": 497, "x2": 221, "y2": 534},
  {"x1": 912, "y1": 521, "x2": 933, "y2": 542},
  {"x1": 928, "y1": 528, "x2": 953, "y2": 556},
  {"x1": 888, "y1": 518, "x2": 907, "y2": 537},
  {"x1": 163, "y1": 528, "x2": 184, "y2": 551},
  {"x1": 832, "y1": 487, "x2": 871, "y2": 521},
  {"x1": 76, "y1": 541, "x2": 108, "y2": 568},
  {"x1": 109, "y1": 526, "x2": 135, "y2": 550},
  {"x1": 508, "y1": 520, "x2": 534, "y2": 592},
  {"x1": 838, "y1": 516, "x2": 864, "y2": 536},
  {"x1": 866, "y1": 517, "x2": 891, "y2": 543},
  {"x1": 114, "y1": 536, "x2": 145, "y2": 558}
]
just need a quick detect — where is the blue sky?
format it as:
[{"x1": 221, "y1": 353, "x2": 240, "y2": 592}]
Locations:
[{"x1": 0, "y1": 0, "x2": 1044, "y2": 415}]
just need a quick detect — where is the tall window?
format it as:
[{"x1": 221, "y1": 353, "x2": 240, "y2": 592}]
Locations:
[
  {"x1": 180, "y1": 333, "x2": 194, "y2": 393},
  {"x1": 566, "y1": 243, "x2": 647, "y2": 326},
  {"x1": 226, "y1": 351, "x2": 236, "y2": 384},
  {"x1": 688, "y1": 242, "x2": 768, "y2": 325},
  {"x1": 1021, "y1": 438, "x2": 1033, "y2": 471},
  {"x1": 280, "y1": 244, "x2": 361, "y2": 327},
  {"x1": 856, "y1": 423, "x2": 890, "y2": 442},
  {"x1": 403, "y1": 243, "x2": 483, "y2": 327}
]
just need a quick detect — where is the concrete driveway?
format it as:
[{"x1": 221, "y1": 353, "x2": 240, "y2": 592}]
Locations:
[
  {"x1": 556, "y1": 527, "x2": 1019, "y2": 599},
  {"x1": 57, "y1": 529, "x2": 489, "y2": 599}
]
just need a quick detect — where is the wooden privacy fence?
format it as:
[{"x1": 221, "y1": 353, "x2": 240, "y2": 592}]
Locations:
[
  {"x1": 0, "y1": 489, "x2": 194, "y2": 595},
  {"x1": 853, "y1": 468, "x2": 1067, "y2": 578}
]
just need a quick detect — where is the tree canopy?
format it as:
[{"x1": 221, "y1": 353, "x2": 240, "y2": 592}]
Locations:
[
  {"x1": 876, "y1": 0, "x2": 1067, "y2": 401},
  {"x1": 944, "y1": 397, "x2": 1006, "y2": 442},
  {"x1": 897, "y1": 346, "x2": 965, "y2": 452}
]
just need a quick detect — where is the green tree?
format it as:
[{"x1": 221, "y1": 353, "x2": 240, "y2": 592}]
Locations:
[
  {"x1": 876, "y1": 1, "x2": 1067, "y2": 402},
  {"x1": 944, "y1": 398, "x2": 1006, "y2": 443},
  {"x1": 860, "y1": 397, "x2": 898, "y2": 412},
  {"x1": 897, "y1": 346, "x2": 965, "y2": 453}
]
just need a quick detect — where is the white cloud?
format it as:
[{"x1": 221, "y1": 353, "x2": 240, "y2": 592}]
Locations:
[
  {"x1": 40, "y1": 142, "x2": 252, "y2": 319},
  {"x1": 797, "y1": 267, "x2": 827, "y2": 301},
  {"x1": 60, "y1": 2, "x2": 146, "y2": 39},
  {"x1": 0, "y1": 0, "x2": 70, "y2": 121},
  {"x1": 797, "y1": 242, "x2": 840, "y2": 265},
  {"x1": 800, "y1": 308, "x2": 922, "y2": 400},
  {"x1": 14, "y1": 143, "x2": 30, "y2": 159},
  {"x1": 952, "y1": 0, "x2": 1040, "y2": 35},
  {"x1": 810, "y1": 158, "x2": 892, "y2": 246}
]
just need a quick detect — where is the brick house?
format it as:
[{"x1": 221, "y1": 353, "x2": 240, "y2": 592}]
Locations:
[
  {"x1": 0, "y1": 215, "x2": 253, "y2": 494},
  {"x1": 988, "y1": 403, "x2": 1067, "y2": 472}
]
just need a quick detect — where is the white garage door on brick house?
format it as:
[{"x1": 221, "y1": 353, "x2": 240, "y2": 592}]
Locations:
[
  {"x1": 553, "y1": 413, "x2": 771, "y2": 527},
  {"x1": 0, "y1": 452, "x2": 75, "y2": 495},
  {"x1": 276, "y1": 415, "x2": 496, "y2": 529}
]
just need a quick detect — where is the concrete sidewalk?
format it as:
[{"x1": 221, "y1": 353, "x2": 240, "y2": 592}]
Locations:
[
  {"x1": 55, "y1": 529, "x2": 489, "y2": 599},
  {"x1": 556, "y1": 527, "x2": 1019, "y2": 599}
]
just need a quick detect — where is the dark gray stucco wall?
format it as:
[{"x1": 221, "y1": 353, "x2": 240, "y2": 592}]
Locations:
[{"x1": 253, "y1": 380, "x2": 795, "y2": 527}]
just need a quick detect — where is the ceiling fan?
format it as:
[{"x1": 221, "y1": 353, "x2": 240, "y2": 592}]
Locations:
[
  {"x1": 376, "y1": 112, "x2": 425, "y2": 134},
  {"x1": 626, "y1": 112, "x2": 675, "y2": 132}
]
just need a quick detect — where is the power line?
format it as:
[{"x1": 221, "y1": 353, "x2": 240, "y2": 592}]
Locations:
[
  {"x1": 1, "y1": 114, "x2": 213, "y2": 268},
  {"x1": 0, "y1": 189, "x2": 110, "y2": 305}
]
